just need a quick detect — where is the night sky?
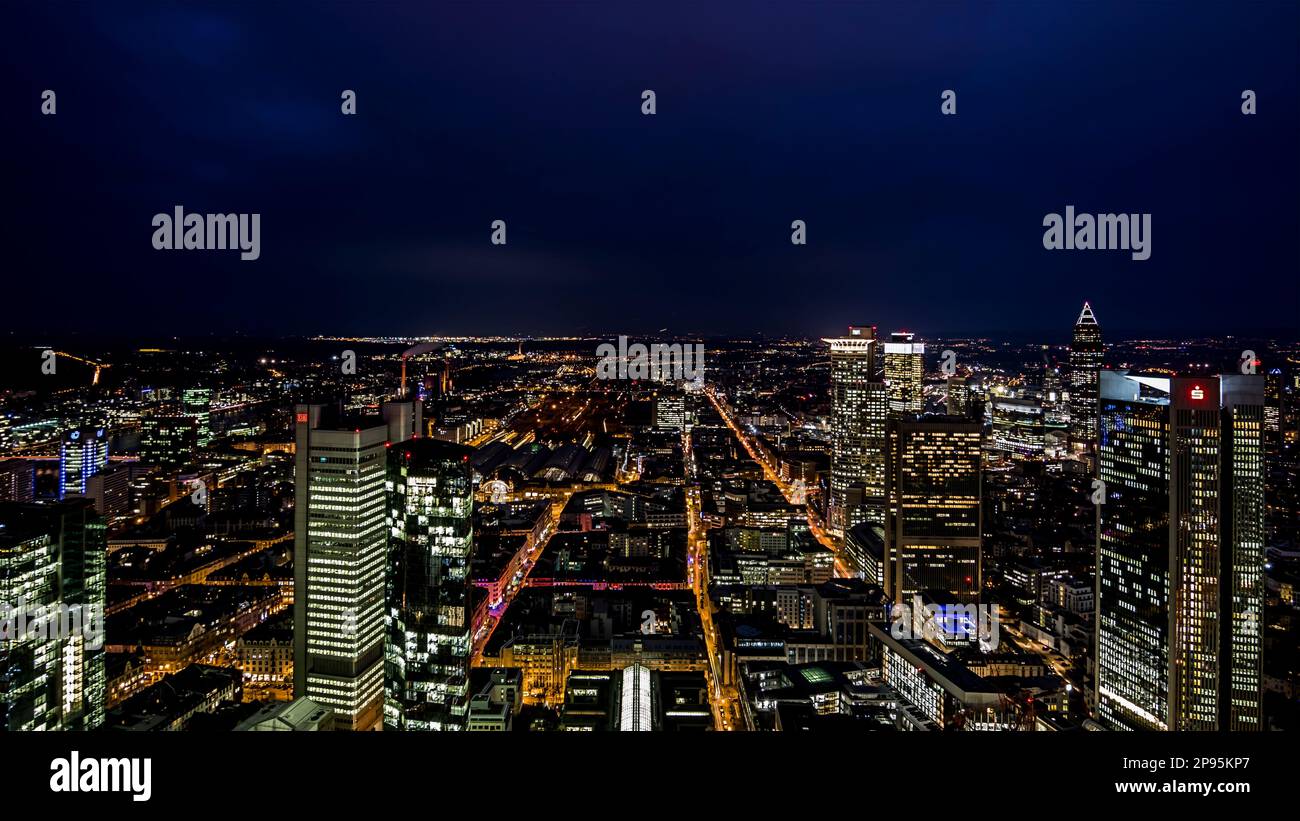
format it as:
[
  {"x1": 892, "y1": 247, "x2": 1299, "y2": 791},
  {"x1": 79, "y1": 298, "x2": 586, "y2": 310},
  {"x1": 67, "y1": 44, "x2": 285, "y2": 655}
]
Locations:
[{"x1": 6, "y1": 1, "x2": 1298, "y2": 340}]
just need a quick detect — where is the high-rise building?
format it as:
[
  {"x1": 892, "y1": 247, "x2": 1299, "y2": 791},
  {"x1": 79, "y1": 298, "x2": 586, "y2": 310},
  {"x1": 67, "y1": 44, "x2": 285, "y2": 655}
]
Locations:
[
  {"x1": 883, "y1": 331, "x2": 925, "y2": 417},
  {"x1": 1262, "y1": 366, "x2": 1298, "y2": 547},
  {"x1": 0, "y1": 500, "x2": 107, "y2": 730},
  {"x1": 1095, "y1": 371, "x2": 1265, "y2": 731},
  {"x1": 76, "y1": 461, "x2": 132, "y2": 519},
  {"x1": 843, "y1": 521, "x2": 886, "y2": 585},
  {"x1": 0, "y1": 459, "x2": 35, "y2": 503},
  {"x1": 1068, "y1": 301, "x2": 1104, "y2": 453},
  {"x1": 182, "y1": 387, "x2": 213, "y2": 447},
  {"x1": 654, "y1": 392, "x2": 686, "y2": 431},
  {"x1": 945, "y1": 376, "x2": 986, "y2": 422},
  {"x1": 385, "y1": 438, "x2": 476, "y2": 731},
  {"x1": 990, "y1": 396, "x2": 1045, "y2": 456},
  {"x1": 946, "y1": 376, "x2": 968, "y2": 417},
  {"x1": 140, "y1": 413, "x2": 199, "y2": 469},
  {"x1": 824, "y1": 327, "x2": 886, "y2": 535},
  {"x1": 59, "y1": 426, "x2": 108, "y2": 499},
  {"x1": 294, "y1": 401, "x2": 416, "y2": 731},
  {"x1": 884, "y1": 416, "x2": 982, "y2": 604},
  {"x1": 1041, "y1": 347, "x2": 1067, "y2": 424}
]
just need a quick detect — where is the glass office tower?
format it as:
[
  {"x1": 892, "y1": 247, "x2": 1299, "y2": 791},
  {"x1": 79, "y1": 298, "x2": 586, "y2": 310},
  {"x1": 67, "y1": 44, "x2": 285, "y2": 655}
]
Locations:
[
  {"x1": 294, "y1": 401, "x2": 416, "y2": 731},
  {"x1": 385, "y1": 438, "x2": 476, "y2": 730},
  {"x1": 883, "y1": 331, "x2": 925, "y2": 418},
  {"x1": 1095, "y1": 371, "x2": 1264, "y2": 731},
  {"x1": 885, "y1": 416, "x2": 983, "y2": 604},
  {"x1": 0, "y1": 500, "x2": 106, "y2": 731},
  {"x1": 824, "y1": 326, "x2": 886, "y2": 535},
  {"x1": 182, "y1": 387, "x2": 213, "y2": 446},
  {"x1": 59, "y1": 426, "x2": 108, "y2": 499}
]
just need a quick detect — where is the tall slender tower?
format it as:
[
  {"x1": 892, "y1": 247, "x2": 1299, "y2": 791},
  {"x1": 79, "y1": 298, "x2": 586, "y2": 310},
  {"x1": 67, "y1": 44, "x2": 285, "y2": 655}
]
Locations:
[
  {"x1": 1069, "y1": 302, "x2": 1104, "y2": 453},
  {"x1": 823, "y1": 327, "x2": 886, "y2": 534},
  {"x1": 385, "y1": 438, "x2": 476, "y2": 730},
  {"x1": 1095, "y1": 371, "x2": 1264, "y2": 730},
  {"x1": 294, "y1": 401, "x2": 415, "y2": 731},
  {"x1": 883, "y1": 331, "x2": 925, "y2": 418}
]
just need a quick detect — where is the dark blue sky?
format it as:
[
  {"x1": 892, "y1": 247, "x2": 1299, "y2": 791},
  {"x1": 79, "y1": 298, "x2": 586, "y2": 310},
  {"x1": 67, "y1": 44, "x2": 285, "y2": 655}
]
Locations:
[{"x1": 6, "y1": 1, "x2": 1298, "y2": 339}]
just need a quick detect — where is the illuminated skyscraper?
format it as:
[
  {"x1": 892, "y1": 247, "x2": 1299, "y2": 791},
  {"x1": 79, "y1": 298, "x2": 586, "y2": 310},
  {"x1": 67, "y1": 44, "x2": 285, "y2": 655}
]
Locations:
[
  {"x1": 182, "y1": 387, "x2": 213, "y2": 446},
  {"x1": 140, "y1": 413, "x2": 198, "y2": 468},
  {"x1": 824, "y1": 327, "x2": 886, "y2": 535},
  {"x1": 0, "y1": 459, "x2": 35, "y2": 503},
  {"x1": 883, "y1": 331, "x2": 925, "y2": 417},
  {"x1": 884, "y1": 417, "x2": 982, "y2": 604},
  {"x1": 1041, "y1": 347, "x2": 1067, "y2": 425},
  {"x1": 654, "y1": 392, "x2": 686, "y2": 430},
  {"x1": 1068, "y1": 301, "x2": 1104, "y2": 453},
  {"x1": 0, "y1": 499, "x2": 106, "y2": 730},
  {"x1": 990, "y1": 396, "x2": 1045, "y2": 456},
  {"x1": 1095, "y1": 371, "x2": 1264, "y2": 731},
  {"x1": 59, "y1": 426, "x2": 108, "y2": 499},
  {"x1": 1262, "y1": 366, "x2": 1296, "y2": 547},
  {"x1": 945, "y1": 376, "x2": 967, "y2": 416},
  {"x1": 385, "y1": 438, "x2": 475, "y2": 731},
  {"x1": 294, "y1": 401, "x2": 416, "y2": 731}
]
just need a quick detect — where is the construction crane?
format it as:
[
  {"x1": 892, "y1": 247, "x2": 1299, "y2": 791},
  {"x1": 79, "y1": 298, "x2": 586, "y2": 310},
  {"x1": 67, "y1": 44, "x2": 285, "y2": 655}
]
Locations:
[{"x1": 53, "y1": 351, "x2": 111, "y2": 385}]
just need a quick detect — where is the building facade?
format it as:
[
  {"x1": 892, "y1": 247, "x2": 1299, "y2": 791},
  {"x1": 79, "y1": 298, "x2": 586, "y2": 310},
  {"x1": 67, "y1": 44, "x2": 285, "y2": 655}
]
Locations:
[
  {"x1": 883, "y1": 331, "x2": 925, "y2": 418},
  {"x1": 1068, "y1": 302, "x2": 1104, "y2": 453},
  {"x1": 294, "y1": 401, "x2": 415, "y2": 731},
  {"x1": 824, "y1": 327, "x2": 886, "y2": 535},
  {"x1": 1095, "y1": 371, "x2": 1265, "y2": 731},
  {"x1": 182, "y1": 387, "x2": 213, "y2": 447},
  {"x1": 385, "y1": 438, "x2": 476, "y2": 731},
  {"x1": 885, "y1": 417, "x2": 983, "y2": 604},
  {"x1": 0, "y1": 500, "x2": 107, "y2": 730},
  {"x1": 59, "y1": 426, "x2": 108, "y2": 499}
]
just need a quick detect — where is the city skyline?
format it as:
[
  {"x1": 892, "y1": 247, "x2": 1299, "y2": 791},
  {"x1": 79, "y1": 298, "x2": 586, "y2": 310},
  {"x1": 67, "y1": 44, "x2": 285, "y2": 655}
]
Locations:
[
  {"x1": 3, "y1": 300, "x2": 1298, "y2": 740},
  {"x1": 2, "y1": 4, "x2": 1298, "y2": 802}
]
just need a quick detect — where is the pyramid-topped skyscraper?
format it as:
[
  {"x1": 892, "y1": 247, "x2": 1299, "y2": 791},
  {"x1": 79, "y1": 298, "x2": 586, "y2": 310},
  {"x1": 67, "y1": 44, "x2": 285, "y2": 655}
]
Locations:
[{"x1": 1069, "y1": 301, "x2": 1104, "y2": 453}]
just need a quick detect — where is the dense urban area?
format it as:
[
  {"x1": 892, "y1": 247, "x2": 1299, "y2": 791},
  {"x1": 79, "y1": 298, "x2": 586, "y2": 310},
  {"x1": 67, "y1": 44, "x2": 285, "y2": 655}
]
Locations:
[{"x1": 2, "y1": 304, "x2": 1297, "y2": 732}]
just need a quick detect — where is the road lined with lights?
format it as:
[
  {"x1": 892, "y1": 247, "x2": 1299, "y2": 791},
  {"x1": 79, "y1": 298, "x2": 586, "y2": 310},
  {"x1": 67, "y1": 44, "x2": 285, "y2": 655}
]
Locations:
[
  {"x1": 470, "y1": 494, "x2": 569, "y2": 663},
  {"x1": 684, "y1": 427, "x2": 740, "y2": 730},
  {"x1": 704, "y1": 387, "x2": 851, "y2": 577}
]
